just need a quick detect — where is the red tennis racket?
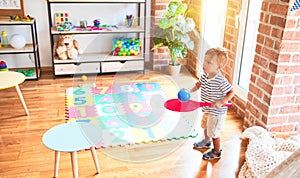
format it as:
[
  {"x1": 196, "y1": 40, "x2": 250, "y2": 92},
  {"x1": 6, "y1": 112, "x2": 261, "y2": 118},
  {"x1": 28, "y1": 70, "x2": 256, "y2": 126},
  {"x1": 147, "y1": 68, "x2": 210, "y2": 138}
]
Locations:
[{"x1": 164, "y1": 99, "x2": 233, "y2": 112}]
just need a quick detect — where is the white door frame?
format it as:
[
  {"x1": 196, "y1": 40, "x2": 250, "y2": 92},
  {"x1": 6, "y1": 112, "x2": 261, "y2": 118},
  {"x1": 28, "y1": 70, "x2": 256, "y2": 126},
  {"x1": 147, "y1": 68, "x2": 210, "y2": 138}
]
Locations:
[
  {"x1": 198, "y1": 0, "x2": 228, "y2": 76},
  {"x1": 233, "y1": 0, "x2": 263, "y2": 101}
]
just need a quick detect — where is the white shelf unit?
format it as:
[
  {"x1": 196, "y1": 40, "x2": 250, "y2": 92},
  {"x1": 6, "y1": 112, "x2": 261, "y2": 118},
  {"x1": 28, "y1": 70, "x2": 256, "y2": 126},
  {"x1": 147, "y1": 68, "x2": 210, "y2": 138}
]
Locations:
[
  {"x1": 47, "y1": 0, "x2": 147, "y2": 78},
  {"x1": 0, "y1": 19, "x2": 41, "y2": 80}
]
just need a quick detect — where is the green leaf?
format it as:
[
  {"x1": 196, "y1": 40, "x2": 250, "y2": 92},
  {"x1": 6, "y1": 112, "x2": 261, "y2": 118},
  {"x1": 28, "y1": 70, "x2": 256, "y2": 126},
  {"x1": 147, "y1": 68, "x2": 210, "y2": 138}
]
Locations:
[
  {"x1": 166, "y1": 3, "x2": 179, "y2": 17},
  {"x1": 158, "y1": 18, "x2": 176, "y2": 29},
  {"x1": 152, "y1": 0, "x2": 199, "y2": 65},
  {"x1": 176, "y1": 4, "x2": 187, "y2": 15}
]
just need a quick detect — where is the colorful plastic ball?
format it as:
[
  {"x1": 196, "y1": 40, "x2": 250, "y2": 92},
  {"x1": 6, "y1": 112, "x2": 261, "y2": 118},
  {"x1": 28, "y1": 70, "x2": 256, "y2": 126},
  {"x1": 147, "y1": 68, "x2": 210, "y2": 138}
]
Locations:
[
  {"x1": 0, "y1": 61, "x2": 7, "y2": 68},
  {"x1": 81, "y1": 75, "x2": 87, "y2": 81},
  {"x1": 177, "y1": 89, "x2": 190, "y2": 102}
]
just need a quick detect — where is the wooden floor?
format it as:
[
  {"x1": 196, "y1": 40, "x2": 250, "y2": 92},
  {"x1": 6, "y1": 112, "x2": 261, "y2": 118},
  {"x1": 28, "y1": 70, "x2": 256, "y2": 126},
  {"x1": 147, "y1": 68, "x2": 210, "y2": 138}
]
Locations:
[{"x1": 0, "y1": 67, "x2": 246, "y2": 178}]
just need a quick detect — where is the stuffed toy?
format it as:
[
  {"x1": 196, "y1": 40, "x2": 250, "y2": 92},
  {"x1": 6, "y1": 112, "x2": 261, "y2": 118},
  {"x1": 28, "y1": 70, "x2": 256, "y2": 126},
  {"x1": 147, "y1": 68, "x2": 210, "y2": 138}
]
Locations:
[{"x1": 53, "y1": 35, "x2": 82, "y2": 60}]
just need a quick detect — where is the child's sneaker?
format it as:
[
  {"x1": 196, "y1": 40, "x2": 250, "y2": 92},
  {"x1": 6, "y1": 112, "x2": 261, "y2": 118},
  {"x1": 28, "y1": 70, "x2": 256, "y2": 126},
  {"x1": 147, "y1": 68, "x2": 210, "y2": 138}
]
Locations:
[
  {"x1": 202, "y1": 149, "x2": 222, "y2": 160},
  {"x1": 193, "y1": 140, "x2": 211, "y2": 149}
]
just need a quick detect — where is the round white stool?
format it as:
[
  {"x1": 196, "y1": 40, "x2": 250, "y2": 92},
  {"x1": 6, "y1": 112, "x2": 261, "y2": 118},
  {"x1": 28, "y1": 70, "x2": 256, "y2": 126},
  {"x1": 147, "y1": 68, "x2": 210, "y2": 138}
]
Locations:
[{"x1": 42, "y1": 122, "x2": 102, "y2": 178}]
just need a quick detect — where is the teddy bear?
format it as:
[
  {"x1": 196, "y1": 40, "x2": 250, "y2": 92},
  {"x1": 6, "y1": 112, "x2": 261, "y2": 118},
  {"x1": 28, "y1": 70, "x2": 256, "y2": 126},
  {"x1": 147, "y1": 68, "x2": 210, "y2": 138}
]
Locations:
[{"x1": 53, "y1": 34, "x2": 82, "y2": 60}]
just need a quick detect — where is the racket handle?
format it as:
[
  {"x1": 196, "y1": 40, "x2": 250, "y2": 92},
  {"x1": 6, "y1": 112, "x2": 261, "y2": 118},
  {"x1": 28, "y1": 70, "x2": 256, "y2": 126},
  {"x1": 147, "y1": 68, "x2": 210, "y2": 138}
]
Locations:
[
  {"x1": 200, "y1": 102, "x2": 233, "y2": 107},
  {"x1": 223, "y1": 103, "x2": 233, "y2": 107}
]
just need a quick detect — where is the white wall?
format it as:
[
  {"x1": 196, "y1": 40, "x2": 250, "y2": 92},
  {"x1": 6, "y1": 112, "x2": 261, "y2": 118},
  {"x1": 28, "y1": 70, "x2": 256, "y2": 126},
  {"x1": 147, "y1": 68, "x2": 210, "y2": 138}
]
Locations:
[
  {"x1": 25, "y1": 0, "x2": 51, "y2": 66},
  {"x1": 0, "y1": 0, "x2": 51, "y2": 68},
  {"x1": 2, "y1": 0, "x2": 149, "y2": 67}
]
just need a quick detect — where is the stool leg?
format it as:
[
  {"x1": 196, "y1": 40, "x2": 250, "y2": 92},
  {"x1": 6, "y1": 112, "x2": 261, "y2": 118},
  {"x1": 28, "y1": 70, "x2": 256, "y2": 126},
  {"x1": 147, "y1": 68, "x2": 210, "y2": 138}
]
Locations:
[
  {"x1": 90, "y1": 146, "x2": 100, "y2": 173},
  {"x1": 15, "y1": 85, "x2": 29, "y2": 116},
  {"x1": 70, "y1": 151, "x2": 78, "y2": 178},
  {"x1": 54, "y1": 151, "x2": 60, "y2": 178}
]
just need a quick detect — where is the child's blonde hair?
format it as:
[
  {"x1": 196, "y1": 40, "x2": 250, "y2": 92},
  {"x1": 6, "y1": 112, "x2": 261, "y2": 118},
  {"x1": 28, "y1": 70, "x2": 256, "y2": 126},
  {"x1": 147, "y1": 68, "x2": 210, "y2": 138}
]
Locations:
[{"x1": 205, "y1": 47, "x2": 228, "y2": 67}]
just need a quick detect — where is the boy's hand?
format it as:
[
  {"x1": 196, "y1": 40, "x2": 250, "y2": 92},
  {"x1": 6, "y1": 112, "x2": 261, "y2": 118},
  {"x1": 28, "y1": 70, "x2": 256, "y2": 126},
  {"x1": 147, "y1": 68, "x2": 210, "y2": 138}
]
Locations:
[
  {"x1": 214, "y1": 99, "x2": 227, "y2": 108},
  {"x1": 190, "y1": 82, "x2": 201, "y2": 93}
]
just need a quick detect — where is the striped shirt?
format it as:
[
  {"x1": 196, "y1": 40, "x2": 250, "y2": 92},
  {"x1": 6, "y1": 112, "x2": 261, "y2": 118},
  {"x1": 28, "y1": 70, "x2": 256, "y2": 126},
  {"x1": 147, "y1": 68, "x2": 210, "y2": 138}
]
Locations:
[{"x1": 200, "y1": 72, "x2": 233, "y2": 115}]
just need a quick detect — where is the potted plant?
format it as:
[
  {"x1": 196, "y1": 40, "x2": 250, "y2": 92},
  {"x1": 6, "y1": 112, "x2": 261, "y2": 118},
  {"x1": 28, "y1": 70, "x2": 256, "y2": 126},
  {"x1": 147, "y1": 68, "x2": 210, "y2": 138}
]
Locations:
[{"x1": 152, "y1": 0, "x2": 198, "y2": 75}]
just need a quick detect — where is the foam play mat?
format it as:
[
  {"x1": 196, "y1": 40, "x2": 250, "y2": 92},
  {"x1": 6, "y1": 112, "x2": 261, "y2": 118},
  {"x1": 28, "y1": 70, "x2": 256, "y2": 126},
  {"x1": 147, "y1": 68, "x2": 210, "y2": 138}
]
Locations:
[{"x1": 65, "y1": 82, "x2": 198, "y2": 148}]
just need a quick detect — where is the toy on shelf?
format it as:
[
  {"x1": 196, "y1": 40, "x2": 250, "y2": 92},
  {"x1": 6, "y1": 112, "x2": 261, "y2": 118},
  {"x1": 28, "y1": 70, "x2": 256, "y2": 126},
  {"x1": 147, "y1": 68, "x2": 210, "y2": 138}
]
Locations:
[
  {"x1": 54, "y1": 12, "x2": 74, "y2": 31},
  {"x1": 75, "y1": 24, "x2": 118, "y2": 32},
  {"x1": 75, "y1": 19, "x2": 103, "y2": 31},
  {"x1": 53, "y1": 35, "x2": 82, "y2": 60},
  {"x1": 75, "y1": 26, "x2": 105, "y2": 31},
  {"x1": 93, "y1": 19, "x2": 101, "y2": 27},
  {"x1": 0, "y1": 61, "x2": 8, "y2": 71},
  {"x1": 56, "y1": 22, "x2": 74, "y2": 31},
  {"x1": 80, "y1": 20, "x2": 87, "y2": 28},
  {"x1": 9, "y1": 15, "x2": 34, "y2": 22},
  {"x1": 126, "y1": 14, "x2": 134, "y2": 27},
  {"x1": 112, "y1": 37, "x2": 141, "y2": 56},
  {"x1": 1, "y1": 31, "x2": 9, "y2": 46},
  {"x1": 16, "y1": 68, "x2": 34, "y2": 77},
  {"x1": 10, "y1": 34, "x2": 26, "y2": 49},
  {"x1": 54, "y1": 12, "x2": 70, "y2": 26}
]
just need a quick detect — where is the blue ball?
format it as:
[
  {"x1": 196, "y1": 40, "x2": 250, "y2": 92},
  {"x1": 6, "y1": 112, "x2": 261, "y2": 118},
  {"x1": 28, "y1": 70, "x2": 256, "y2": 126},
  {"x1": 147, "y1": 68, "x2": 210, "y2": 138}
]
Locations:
[{"x1": 177, "y1": 89, "x2": 190, "y2": 102}]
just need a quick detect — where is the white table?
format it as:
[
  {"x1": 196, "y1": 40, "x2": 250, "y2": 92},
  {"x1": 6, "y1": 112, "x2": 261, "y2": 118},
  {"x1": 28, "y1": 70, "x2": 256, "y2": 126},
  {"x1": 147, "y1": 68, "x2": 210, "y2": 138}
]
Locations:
[
  {"x1": 42, "y1": 122, "x2": 102, "y2": 178},
  {"x1": 0, "y1": 71, "x2": 29, "y2": 115}
]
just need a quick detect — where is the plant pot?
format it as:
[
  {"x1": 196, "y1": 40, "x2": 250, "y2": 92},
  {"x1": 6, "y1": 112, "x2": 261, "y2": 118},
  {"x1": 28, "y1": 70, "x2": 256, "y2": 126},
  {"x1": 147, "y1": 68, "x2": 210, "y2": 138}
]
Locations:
[{"x1": 168, "y1": 64, "x2": 181, "y2": 76}]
